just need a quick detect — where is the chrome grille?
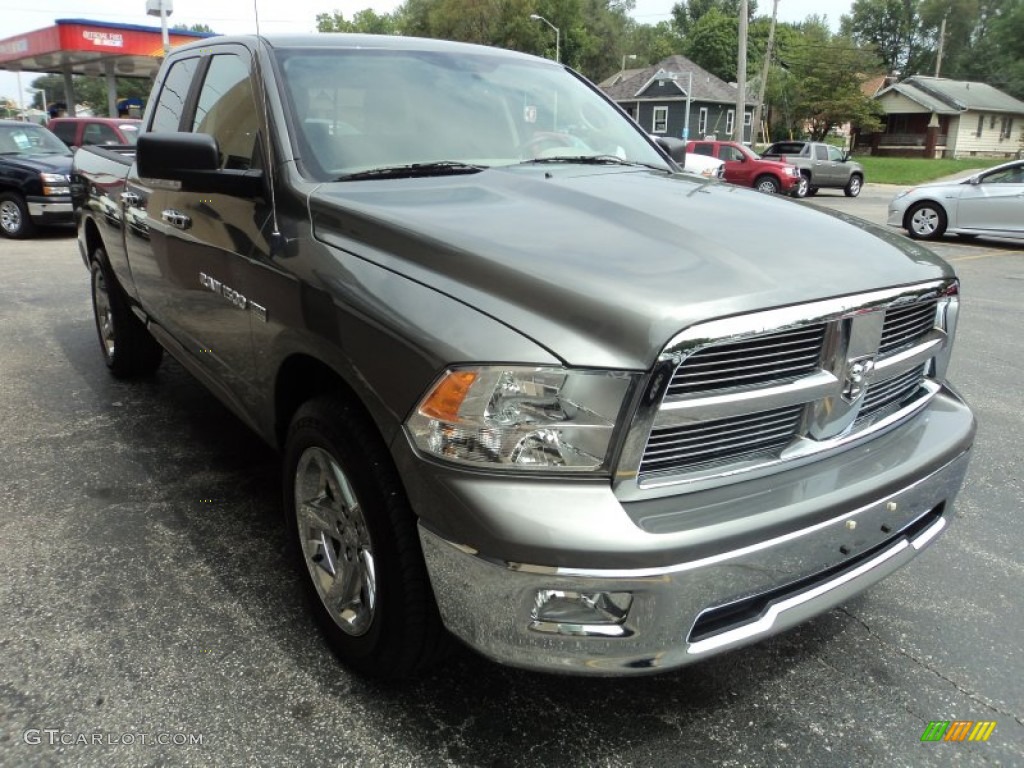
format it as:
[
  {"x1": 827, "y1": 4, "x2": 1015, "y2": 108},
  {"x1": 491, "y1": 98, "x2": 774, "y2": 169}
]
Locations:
[
  {"x1": 667, "y1": 324, "x2": 826, "y2": 396},
  {"x1": 860, "y1": 366, "x2": 926, "y2": 419},
  {"x1": 880, "y1": 301, "x2": 937, "y2": 355},
  {"x1": 640, "y1": 406, "x2": 803, "y2": 474},
  {"x1": 621, "y1": 280, "x2": 958, "y2": 494}
]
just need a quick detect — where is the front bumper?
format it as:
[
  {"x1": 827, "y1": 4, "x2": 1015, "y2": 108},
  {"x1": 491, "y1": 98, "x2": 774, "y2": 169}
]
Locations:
[
  {"x1": 27, "y1": 197, "x2": 74, "y2": 226},
  {"x1": 414, "y1": 388, "x2": 974, "y2": 674}
]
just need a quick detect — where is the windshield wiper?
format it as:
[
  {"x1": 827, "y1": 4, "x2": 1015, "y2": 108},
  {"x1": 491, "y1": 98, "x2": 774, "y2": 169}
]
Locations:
[
  {"x1": 519, "y1": 155, "x2": 666, "y2": 171},
  {"x1": 335, "y1": 161, "x2": 487, "y2": 181}
]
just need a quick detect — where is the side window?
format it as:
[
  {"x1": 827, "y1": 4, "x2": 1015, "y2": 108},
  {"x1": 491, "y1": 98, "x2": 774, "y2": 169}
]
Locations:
[
  {"x1": 815, "y1": 145, "x2": 829, "y2": 160},
  {"x1": 693, "y1": 143, "x2": 713, "y2": 156},
  {"x1": 192, "y1": 54, "x2": 259, "y2": 170},
  {"x1": 723, "y1": 146, "x2": 744, "y2": 162},
  {"x1": 827, "y1": 146, "x2": 844, "y2": 162},
  {"x1": 83, "y1": 123, "x2": 120, "y2": 145},
  {"x1": 150, "y1": 57, "x2": 200, "y2": 133},
  {"x1": 51, "y1": 122, "x2": 76, "y2": 145}
]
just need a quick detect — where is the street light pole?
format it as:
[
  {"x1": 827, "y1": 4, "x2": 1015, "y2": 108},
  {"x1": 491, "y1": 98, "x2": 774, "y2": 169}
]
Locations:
[{"x1": 530, "y1": 14, "x2": 560, "y2": 64}]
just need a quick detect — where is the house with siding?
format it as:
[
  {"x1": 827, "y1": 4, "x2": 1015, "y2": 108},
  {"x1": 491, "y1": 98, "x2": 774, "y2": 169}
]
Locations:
[
  {"x1": 868, "y1": 75, "x2": 1024, "y2": 158},
  {"x1": 599, "y1": 55, "x2": 756, "y2": 143}
]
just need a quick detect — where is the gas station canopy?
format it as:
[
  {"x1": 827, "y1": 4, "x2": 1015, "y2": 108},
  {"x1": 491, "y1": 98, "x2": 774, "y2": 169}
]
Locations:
[{"x1": 0, "y1": 18, "x2": 215, "y2": 80}]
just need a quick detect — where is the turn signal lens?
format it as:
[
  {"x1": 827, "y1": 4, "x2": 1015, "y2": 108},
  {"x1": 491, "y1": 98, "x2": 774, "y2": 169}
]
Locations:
[{"x1": 419, "y1": 371, "x2": 477, "y2": 421}]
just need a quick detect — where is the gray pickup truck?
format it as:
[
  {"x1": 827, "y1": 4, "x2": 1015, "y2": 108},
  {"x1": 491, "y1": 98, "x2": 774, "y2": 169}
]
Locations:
[
  {"x1": 761, "y1": 140, "x2": 866, "y2": 198},
  {"x1": 73, "y1": 34, "x2": 975, "y2": 678}
]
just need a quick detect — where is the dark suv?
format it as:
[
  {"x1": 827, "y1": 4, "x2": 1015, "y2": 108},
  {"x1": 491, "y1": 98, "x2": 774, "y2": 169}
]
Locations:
[{"x1": 0, "y1": 120, "x2": 76, "y2": 238}]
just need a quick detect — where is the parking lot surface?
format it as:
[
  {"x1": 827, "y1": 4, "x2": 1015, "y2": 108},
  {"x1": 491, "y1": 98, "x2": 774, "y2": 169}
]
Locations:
[{"x1": 2, "y1": 208, "x2": 1023, "y2": 766}]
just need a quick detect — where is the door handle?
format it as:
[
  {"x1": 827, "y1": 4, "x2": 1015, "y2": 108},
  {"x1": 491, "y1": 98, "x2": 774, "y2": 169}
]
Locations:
[
  {"x1": 121, "y1": 191, "x2": 140, "y2": 207},
  {"x1": 162, "y1": 209, "x2": 192, "y2": 230}
]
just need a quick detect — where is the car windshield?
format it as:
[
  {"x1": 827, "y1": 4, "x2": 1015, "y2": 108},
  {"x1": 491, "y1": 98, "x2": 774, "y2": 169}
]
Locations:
[
  {"x1": 763, "y1": 142, "x2": 806, "y2": 156},
  {"x1": 275, "y1": 47, "x2": 669, "y2": 180},
  {"x1": 0, "y1": 123, "x2": 72, "y2": 157}
]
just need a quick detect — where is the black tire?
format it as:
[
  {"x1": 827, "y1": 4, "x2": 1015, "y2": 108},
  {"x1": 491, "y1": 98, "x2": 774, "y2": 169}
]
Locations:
[
  {"x1": 792, "y1": 174, "x2": 810, "y2": 198},
  {"x1": 283, "y1": 396, "x2": 448, "y2": 679},
  {"x1": 754, "y1": 174, "x2": 781, "y2": 194},
  {"x1": 905, "y1": 201, "x2": 947, "y2": 240},
  {"x1": 0, "y1": 191, "x2": 36, "y2": 239},
  {"x1": 844, "y1": 173, "x2": 863, "y2": 197},
  {"x1": 806, "y1": 185, "x2": 819, "y2": 197},
  {"x1": 89, "y1": 249, "x2": 164, "y2": 378}
]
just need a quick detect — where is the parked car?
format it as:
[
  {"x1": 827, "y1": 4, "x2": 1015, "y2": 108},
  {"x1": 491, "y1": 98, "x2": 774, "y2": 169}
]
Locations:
[
  {"x1": 0, "y1": 119, "x2": 77, "y2": 238},
  {"x1": 651, "y1": 135, "x2": 724, "y2": 178},
  {"x1": 761, "y1": 140, "x2": 864, "y2": 198},
  {"x1": 687, "y1": 139, "x2": 802, "y2": 195},
  {"x1": 48, "y1": 117, "x2": 141, "y2": 150},
  {"x1": 887, "y1": 159, "x2": 1024, "y2": 241}
]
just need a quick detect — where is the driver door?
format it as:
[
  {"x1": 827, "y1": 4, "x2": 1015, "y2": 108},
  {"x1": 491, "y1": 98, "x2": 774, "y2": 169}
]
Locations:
[{"x1": 956, "y1": 165, "x2": 1024, "y2": 234}]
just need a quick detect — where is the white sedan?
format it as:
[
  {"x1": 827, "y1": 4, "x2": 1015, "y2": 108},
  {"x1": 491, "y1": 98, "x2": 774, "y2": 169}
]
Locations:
[{"x1": 887, "y1": 159, "x2": 1024, "y2": 241}]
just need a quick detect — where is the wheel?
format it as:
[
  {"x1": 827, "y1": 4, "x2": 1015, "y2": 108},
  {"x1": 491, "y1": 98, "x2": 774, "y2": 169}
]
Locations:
[
  {"x1": 284, "y1": 396, "x2": 448, "y2": 678},
  {"x1": 791, "y1": 174, "x2": 810, "y2": 198},
  {"x1": 754, "y1": 175, "x2": 781, "y2": 194},
  {"x1": 905, "y1": 201, "x2": 947, "y2": 240},
  {"x1": 0, "y1": 192, "x2": 36, "y2": 238},
  {"x1": 844, "y1": 174, "x2": 863, "y2": 197},
  {"x1": 89, "y1": 249, "x2": 164, "y2": 378}
]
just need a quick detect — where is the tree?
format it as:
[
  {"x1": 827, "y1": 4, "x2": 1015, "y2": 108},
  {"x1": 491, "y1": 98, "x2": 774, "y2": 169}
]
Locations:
[
  {"x1": 682, "y1": 7, "x2": 739, "y2": 81},
  {"x1": 840, "y1": 0, "x2": 925, "y2": 75},
  {"x1": 671, "y1": 0, "x2": 757, "y2": 35},
  {"x1": 316, "y1": 9, "x2": 402, "y2": 34},
  {"x1": 172, "y1": 23, "x2": 215, "y2": 33}
]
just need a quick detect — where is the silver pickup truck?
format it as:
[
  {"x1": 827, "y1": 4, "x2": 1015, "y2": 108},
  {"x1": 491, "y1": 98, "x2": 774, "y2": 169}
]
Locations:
[
  {"x1": 73, "y1": 34, "x2": 975, "y2": 678},
  {"x1": 762, "y1": 140, "x2": 866, "y2": 198}
]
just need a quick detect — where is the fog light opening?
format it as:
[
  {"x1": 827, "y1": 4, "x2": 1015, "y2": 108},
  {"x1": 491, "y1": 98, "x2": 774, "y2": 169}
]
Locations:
[{"x1": 529, "y1": 590, "x2": 633, "y2": 637}]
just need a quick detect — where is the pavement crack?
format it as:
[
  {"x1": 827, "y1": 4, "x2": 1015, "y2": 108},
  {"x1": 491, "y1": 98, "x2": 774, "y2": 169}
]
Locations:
[{"x1": 837, "y1": 606, "x2": 1021, "y2": 724}]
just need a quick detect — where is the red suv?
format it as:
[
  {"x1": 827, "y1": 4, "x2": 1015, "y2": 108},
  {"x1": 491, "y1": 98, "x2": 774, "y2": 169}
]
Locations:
[
  {"x1": 686, "y1": 139, "x2": 804, "y2": 196},
  {"x1": 48, "y1": 118, "x2": 141, "y2": 150}
]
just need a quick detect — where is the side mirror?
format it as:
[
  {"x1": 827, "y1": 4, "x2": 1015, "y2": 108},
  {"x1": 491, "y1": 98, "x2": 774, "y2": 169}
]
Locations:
[
  {"x1": 137, "y1": 132, "x2": 264, "y2": 197},
  {"x1": 654, "y1": 136, "x2": 687, "y2": 167}
]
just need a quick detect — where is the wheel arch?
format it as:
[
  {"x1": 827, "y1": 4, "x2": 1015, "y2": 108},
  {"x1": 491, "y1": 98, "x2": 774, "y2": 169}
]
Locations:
[{"x1": 902, "y1": 197, "x2": 946, "y2": 229}]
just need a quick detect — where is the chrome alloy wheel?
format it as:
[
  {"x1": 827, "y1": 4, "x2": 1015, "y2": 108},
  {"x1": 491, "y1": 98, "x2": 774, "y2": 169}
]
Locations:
[
  {"x1": 294, "y1": 446, "x2": 377, "y2": 636},
  {"x1": 0, "y1": 199, "x2": 22, "y2": 235},
  {"x1": 910, "y1": 205, "x2": 941, "y2": 237},
  {"x1": 92, "y1": 267, "x2": 116, "y2": 360}
]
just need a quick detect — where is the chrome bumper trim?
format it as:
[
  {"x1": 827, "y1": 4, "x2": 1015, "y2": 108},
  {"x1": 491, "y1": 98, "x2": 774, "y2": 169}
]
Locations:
[
  {"x1": 27, "y1": 201, "x2": 73, "y2": 216},
  {"x1": 419, "y1": 449, "x2": 970, "y2": 675}
]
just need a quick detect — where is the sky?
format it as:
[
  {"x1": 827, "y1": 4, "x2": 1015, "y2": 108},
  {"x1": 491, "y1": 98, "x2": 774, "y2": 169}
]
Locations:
[{"x1": 0, "y1": 0, "x2": 853, "y2": 109}]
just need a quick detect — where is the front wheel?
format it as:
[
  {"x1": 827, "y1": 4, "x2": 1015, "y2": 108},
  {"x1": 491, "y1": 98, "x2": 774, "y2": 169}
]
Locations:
[
  {"x1": 754, "y1": 175, "x2": 781, "y2": 194},
  {"x1": 283, "y1": 397, "x2": 448, "y2": 678},
  {"x1": 0, "y1": 192, "x2": 36, "y2": 239},
  {"x1": 791, "y1": 175, "x2": 810, "y2": 198},
  {"x1": 905, "y1": 202, "x2": 947, "y2": 240},
  {"x1": 844, "y1": 174, "x2": 863, "y2": 197},
  {"x1": 90, "y1": 250, "x2": 163, "y2": 378}
]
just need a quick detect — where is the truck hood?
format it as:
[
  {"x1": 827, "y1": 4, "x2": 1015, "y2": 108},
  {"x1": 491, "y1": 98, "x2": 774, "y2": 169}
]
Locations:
[
  {"x1": 310, "y1": 166, "x2": 952, "y2": 370},
  {"x1": 2, "y1": 152, "x2": 73, "y2": 175}
]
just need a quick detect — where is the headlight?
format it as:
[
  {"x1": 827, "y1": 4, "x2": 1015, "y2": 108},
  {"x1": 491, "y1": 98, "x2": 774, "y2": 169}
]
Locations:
[
  {"x1": 40, "y1": 172, "x2": 70, "y2": 196},
  {"x1": 405, "y1": 366, "x2": 637, "y2": 472}
]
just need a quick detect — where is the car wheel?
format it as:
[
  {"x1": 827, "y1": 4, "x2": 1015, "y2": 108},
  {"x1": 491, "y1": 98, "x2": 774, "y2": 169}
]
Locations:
[
  {"x1": 0, "y1": 192, "x2": 36, "y2": 239},
  {"x1": 792, "y1": 175, "x2": 810, "y2": 198},
  {"x1": 754, "y1": 175, "x2": 781, "y2": 194},
  {"x1": 90, "y1": 249, "x2": 164, "y2": 378},
  {"x1": 284, "y1": 396, "x2": 448, "y2": 679},
  {"x1": 844, "y1": 174, "x2": 863, "y2": 197},
  {"x1": 905, "y1": 202, "x2": 947, "y2": 240}
]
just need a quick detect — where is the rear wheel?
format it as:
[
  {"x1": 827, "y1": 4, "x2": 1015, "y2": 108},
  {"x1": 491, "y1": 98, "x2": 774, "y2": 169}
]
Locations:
[
  {"x1": 905, "y1": 201, "x2": 947, "y2": 240},
  {"x1": 0, "y1": 192, "x2": 35, "y2": 239},
  {"x1": 754, "y1": 175, "x2": 781, "y2": 194},
  {"x1": 89, "y1": 249, "x2": 163, "y2": 378},
  {"x1": 283, "y1": 396, "x2": 448, "y2": 678},
  {"x1": 844, "y1": 174, "x2": 863, "y2": 197}
]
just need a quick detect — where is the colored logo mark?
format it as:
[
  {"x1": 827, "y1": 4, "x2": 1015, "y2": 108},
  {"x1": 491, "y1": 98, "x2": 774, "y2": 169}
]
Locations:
[{"x1": 921, "y1": 720, "x2": 996, "y2": 742}]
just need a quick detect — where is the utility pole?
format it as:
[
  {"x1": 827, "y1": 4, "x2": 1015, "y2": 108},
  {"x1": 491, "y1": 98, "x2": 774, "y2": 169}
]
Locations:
[
  {"x1": 734, "y1": 0, "x2": 748, "y2": 142},
  {"x1": 751, "y1": 0, "x2": 779, "y2": 147},
  {"x1": 935, "y1": 15, "x2": 947, "y2": 77}
]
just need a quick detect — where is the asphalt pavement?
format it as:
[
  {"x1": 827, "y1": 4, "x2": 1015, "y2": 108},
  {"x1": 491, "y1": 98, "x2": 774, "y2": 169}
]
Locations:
[{"x1": 2, "y1": 213, "x2": 1022, "y2": 767}]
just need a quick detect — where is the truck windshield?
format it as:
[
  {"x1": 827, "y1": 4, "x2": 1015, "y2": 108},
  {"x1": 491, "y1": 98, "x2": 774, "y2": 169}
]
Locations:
[
  {"x1": 0, "y1": 123, "x2": 72, "y2": 157},
  {"x1": 275, "y1": 47, "x2": 669, "y2": 180}
]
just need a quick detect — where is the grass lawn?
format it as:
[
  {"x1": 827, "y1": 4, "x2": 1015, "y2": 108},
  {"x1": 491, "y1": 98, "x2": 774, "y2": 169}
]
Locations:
[{"x1": 853, "y1": 156, "x2": 1009, "y2": 186}]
